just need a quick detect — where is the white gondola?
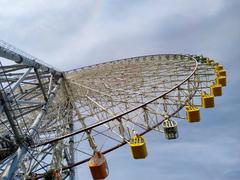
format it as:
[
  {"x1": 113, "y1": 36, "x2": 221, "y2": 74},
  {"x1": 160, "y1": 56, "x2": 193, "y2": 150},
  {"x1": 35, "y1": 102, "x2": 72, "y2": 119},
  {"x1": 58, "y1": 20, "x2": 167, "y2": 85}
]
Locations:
[{"x1": 162, "y1": 120, "x2": 178, "y2": 140}]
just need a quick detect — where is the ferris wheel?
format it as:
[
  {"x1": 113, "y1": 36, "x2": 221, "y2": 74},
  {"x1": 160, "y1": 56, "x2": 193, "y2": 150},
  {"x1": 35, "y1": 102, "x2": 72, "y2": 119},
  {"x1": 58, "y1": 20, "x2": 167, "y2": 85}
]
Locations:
[{"x1": 0, "y1": 40, "x2": 227, "y2": 179}]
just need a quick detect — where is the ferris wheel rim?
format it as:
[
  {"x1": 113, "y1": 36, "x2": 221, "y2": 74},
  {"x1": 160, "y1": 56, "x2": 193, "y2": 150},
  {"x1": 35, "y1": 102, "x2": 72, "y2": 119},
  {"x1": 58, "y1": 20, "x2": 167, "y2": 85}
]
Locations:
[
  {"x1": 66, "y1": 53, "x2": 196, "y2": 73},
  {"x1": 33, "y1": 54, "x2": 198, "y2": 148}
]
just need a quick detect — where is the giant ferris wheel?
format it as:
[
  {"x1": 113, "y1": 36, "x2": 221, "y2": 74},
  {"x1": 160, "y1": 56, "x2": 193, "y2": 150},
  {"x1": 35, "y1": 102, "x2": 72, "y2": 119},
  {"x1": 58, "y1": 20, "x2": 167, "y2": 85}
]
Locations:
[{"x1": 0, "y1": 40, "x2": 227, "y2": 179}]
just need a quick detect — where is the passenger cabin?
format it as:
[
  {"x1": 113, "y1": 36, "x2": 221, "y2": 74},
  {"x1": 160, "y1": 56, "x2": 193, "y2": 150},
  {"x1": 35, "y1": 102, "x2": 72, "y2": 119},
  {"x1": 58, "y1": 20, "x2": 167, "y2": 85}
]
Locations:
[
  {"x1": 201, "y1": 93, "x2": 215, "y2": 108},
  {"x1": 88, "y1": 151, "x2": 109, "y2": 180},
  {"x1": 185, "y1": 106, "x2": 200, "y2": 122},
  {"x1": 210, "y1": 84, "x2": 222, "y2": 96},
  {"x1": 217, "y1": 70, "x2": 227, "y2": 77},
  {"x1": 214, "y1": 64, "x2": 223, "y2": 73},
  {"x1": 162, "y1": 120, "x2": 178, "y2": 140},
  {"x1": 206, "y1": 59, "x2": 214, "y2": 65},
  {"x1": 130, "y1": 135, "x2": 148, "y2": 159},
  {"x1": 216, "y1": 76, "x2": 227, "y2": 87}
]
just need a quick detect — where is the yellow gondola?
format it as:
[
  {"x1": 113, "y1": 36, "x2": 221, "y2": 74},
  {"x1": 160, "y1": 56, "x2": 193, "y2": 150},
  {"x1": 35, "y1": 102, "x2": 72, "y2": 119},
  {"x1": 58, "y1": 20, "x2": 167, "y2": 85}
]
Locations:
[
  {"x1": 216, "y1": 76, "x2": 227, "y2": 87},
  {"x1": 201, "y1": 93, "x2": 214, "y2": 108},
  {"x1": 214, "y1": 64, "x2": 223, "y2": 73},
  {"x1": 206, "y1": 59, "x2": 214, "y2": 65},
  {"x1": 130, "y1": 135, "x2": 148, "y2": 159},
  {"x1": 210, "y1": 84, "x2": 222, "y2": 96},
  {"x1": 217, "y1": 69, "x2": 227, "y2": 77},
  {"x1": 185, "y1": 106, "x2": 200, "y2": 122}
]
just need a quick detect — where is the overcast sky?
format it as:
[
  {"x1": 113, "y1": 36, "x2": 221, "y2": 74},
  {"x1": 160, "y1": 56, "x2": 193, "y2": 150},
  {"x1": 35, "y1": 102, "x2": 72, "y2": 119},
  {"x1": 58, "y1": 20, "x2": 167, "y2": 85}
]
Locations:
[{"x1": 1, "y1": 0, "x2": 240, "y2": 179}]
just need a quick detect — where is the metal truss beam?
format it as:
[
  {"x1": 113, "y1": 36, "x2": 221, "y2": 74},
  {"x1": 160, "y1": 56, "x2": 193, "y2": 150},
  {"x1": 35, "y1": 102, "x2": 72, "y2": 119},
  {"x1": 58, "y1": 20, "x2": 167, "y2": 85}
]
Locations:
[
  {"x1": 1, "y1": 78, "x2": 62, "y2": 179},
  {"x1": 0, "y1": 40, "x2": 64, "y2": 179},
  {"x1": 0, "y1": 40, "x2": 62, "y2": 76}
]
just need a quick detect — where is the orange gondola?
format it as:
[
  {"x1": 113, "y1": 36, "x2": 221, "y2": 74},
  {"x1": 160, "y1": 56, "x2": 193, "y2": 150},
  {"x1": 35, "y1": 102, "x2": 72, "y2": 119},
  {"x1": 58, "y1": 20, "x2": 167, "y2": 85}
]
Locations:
[{"x1": 88, "y1": 151, "x2": 109, "y2": 180}]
